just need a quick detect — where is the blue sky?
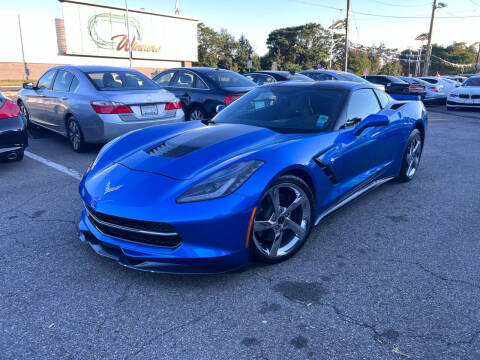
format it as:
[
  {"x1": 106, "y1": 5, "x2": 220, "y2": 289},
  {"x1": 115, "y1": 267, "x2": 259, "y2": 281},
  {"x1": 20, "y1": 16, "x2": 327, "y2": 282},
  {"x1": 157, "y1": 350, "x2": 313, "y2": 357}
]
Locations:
[{"x1": 5, "y1": 0, "x2": 480, "y2": 55}]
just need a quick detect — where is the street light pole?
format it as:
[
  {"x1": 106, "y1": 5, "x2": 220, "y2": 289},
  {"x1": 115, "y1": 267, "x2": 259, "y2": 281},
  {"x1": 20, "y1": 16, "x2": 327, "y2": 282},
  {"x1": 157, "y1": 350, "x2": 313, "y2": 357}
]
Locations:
[
  {"x1": 344, "y1": 0, "x2": 350, "y2": 72},
  {"x1": 423, "y1": 0, "x2": 446, "y2": 76}
]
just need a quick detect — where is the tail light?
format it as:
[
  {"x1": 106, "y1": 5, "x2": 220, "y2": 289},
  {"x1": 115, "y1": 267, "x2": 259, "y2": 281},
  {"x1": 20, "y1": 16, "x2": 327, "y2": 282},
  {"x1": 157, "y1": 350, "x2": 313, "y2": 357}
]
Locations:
[
  {"x1": 0, "y1": 100, "x2": 21, "y2": 119},
  {"x1": 225, "y1": 95, "x2": 241, "y2": 105},
  {"x1": 430, "y1": 86, "x2": 439, "y2": 93},
  {"x1": 165, "y1": 101, "x2": 182, "y2": 110},
  {"x1": 90, "y1": 101, "x2": 133, "y2": 114},
  {"x1": 409, "y1": 85, "x2": 424, "y2": 91}
]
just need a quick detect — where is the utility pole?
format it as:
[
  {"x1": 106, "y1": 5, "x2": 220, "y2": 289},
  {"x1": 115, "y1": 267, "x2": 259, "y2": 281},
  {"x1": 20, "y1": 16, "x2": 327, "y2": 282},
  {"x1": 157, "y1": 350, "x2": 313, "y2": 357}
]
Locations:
[
  {"x1": 476, "y1": 42, "x2": 480, "y2": 73},
  {"x1": 125, "y1": 0, "x2": 132, "y2": 68},
  {"x1": 344, "y1": 0, "x2": 350, "y2": 72},
  {"x1": 423, "y1": 1, "x2": 446, "y2": 76}
]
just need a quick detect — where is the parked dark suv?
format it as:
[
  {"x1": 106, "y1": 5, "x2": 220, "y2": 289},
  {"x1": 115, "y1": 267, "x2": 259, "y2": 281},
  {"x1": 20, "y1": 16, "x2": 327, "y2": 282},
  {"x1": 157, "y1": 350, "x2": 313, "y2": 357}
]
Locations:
[
  {"x1": 365, "y1": 75, "x2": 414, "y2": 96},
  {"x1": 153, "y1": 67, "x2": 256, "y2": 120}
]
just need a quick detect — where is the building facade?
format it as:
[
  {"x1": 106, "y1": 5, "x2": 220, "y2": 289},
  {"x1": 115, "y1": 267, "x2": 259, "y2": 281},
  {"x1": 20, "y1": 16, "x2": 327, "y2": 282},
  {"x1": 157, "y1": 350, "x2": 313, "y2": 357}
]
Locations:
[{"x1": 0, "y1": 0, "x2": 198, "y2": 80}]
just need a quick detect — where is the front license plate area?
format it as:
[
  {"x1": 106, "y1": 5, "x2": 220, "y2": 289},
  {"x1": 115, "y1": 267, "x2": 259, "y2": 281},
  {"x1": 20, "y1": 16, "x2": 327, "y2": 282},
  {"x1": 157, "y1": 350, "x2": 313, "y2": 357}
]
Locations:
[{"x1": 141, "y1": 104, "x2": 158, "y2": 116}]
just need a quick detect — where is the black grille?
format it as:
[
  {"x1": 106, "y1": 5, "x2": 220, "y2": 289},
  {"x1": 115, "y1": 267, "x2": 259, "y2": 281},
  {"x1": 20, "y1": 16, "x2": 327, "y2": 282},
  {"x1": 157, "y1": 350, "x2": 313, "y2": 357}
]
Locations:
[
  {"x1": 86, "y1": 207, "x2": 182, "y2": 248},
  {"x1": 471, "y1": 95, "x2": 480, "y2": 99},
  {"x1": 459, "y1": 94, "x2": 470, "y2": 99}
]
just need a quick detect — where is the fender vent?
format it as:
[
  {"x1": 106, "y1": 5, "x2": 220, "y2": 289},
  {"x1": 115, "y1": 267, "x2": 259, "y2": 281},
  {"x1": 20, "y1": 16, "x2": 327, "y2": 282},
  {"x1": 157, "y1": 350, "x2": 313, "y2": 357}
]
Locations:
[{"x1": 314, "y1": 159, "x2": 339, "y2": 184}]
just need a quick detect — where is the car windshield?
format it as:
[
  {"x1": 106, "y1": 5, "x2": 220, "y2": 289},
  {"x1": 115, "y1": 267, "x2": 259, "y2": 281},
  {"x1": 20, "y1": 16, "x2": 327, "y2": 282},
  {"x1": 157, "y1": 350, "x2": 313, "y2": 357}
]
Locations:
[
  {"x1": 214, "y1": 86, "x2": 346, "y2": 133},
  {"x1": 288, "y1": 74, "x2": 315, "y2": 82},
  {"x1": 205, "y1": 70, "x2": 255, "y2": 88},
  {"x1": 462, "y1": 77, "x2": 480, "y2": 87},
  {"x1": 339, "y1": 73, "x2": 368, "y2": 83},
  {"x1": 85, "y1": 71, "x2": 159, "y2": 91},
  {"x1": 386, "y1": 76, "x2": 407, "y2": 84}
]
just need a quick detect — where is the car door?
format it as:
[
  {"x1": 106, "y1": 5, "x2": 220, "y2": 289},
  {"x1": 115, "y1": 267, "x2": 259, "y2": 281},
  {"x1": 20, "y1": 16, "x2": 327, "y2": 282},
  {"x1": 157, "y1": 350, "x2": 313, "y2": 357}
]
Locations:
[
  {"x1": 24, "y1": 69, "x2": 57, "y2": 126},
  {"x1": 317, "y1": 88, "x2": 392, "y2": 195},
  {"x1": 49, "y1": 70, "x2": 75, "y2": 132}
]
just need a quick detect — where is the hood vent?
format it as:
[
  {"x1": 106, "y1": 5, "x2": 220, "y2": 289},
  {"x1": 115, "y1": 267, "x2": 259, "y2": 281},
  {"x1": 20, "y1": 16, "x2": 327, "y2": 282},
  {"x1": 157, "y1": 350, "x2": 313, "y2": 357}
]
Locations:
[{"x1": 146, "y1": 142, "x2": 200, "y2": 158}]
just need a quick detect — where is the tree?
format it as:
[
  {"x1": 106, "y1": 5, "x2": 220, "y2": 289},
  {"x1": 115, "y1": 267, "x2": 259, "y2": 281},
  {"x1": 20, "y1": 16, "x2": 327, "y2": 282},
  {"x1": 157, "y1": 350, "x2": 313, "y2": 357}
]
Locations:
[{"x1": 261, "y1": 23, "x2": 333, "y2": 71}]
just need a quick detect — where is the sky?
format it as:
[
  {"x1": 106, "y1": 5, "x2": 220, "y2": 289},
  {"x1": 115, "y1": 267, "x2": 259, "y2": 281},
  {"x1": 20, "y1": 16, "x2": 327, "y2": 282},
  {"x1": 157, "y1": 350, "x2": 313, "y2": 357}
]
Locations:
[{"x1": 4, "y1": 0, "x2": 480, "y2": 55}]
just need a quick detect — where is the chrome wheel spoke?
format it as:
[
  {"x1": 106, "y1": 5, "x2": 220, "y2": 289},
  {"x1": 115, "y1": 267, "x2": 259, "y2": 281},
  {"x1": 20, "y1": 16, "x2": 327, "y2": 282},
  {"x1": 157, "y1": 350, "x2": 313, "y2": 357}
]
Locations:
[
  {"x1": 285, "y1": 193, "x2": 305, "y2": 214},
  {"x1": 285, "y1": 217, "x2": 305, "y2": 239},
  {"x1": 269, "y1": 231, "x2": 283, "y2": 257},
  {"x1": 254, "y1": 220, "x2": 275, "y2": 232},
  {"x1": 269, "y1": 188, "x2": 281, "y2": 215}
]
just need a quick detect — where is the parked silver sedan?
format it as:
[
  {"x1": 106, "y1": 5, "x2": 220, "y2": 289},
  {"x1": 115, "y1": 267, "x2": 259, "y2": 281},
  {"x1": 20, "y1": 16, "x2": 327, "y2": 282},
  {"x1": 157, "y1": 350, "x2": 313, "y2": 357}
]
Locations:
[{"x1": 18, "y1": 65, "x2": 185, "y2": 151}]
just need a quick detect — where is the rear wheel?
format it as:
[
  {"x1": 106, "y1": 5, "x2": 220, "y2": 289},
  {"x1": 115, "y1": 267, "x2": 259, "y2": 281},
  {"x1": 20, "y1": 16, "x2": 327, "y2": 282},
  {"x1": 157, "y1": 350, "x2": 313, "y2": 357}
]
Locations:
[
  {"x1": 15, "y1": 149, "x2": 24, "y2": 162},
  {"x1": 188, "y1": 106, "x2": 207, "y2": 121},
  {"x1": 397, "y1": 129, "x2": 422, "y2": 182},
  {"x1": 66, "y1": 116, "x2": 89, "y2": 152},
  {"x1": 250, "y1": 175, "x2": 314, "y2": 263}
]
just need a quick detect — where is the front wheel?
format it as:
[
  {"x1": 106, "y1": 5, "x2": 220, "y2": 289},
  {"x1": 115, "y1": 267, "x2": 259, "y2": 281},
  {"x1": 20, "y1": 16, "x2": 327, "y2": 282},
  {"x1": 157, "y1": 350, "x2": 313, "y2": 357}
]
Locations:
[
  {"x1": 66, "y1": 116, "x2": 89, "y2": 152},
  {"x1": 250, "y1": 175, "x2": 314, "y2": 263},
  {"x1": 397, "y1": 129, "x2": 423, "y2": 182}
]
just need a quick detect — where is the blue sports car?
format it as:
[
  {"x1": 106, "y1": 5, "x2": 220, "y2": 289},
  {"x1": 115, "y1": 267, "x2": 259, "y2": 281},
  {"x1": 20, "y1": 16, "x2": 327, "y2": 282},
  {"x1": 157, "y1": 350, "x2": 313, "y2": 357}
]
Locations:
[{"x1": 78, "y1": 81, "x2": 427, "y2": 273}]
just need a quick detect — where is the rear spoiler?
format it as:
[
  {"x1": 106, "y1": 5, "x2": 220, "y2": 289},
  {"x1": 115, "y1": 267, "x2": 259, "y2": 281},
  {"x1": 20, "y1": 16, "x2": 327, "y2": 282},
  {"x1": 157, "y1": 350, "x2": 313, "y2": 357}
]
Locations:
[{"x1": 390, "y1": 94, "x2": 420, "y2": 101}]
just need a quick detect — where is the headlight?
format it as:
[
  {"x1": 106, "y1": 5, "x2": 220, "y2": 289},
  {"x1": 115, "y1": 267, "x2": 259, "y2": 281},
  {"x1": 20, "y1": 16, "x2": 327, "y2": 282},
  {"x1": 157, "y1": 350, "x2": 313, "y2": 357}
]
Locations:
[{"x1": 176, "y1": 160, "x2": 264, "y2": 203}]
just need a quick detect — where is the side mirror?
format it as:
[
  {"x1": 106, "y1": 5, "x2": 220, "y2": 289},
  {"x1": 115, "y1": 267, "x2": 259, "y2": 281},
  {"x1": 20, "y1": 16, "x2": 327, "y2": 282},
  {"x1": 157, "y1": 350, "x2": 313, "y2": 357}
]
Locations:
[
  {"x1": 23, "y1": 82, "x2": 34, "y2": 90},
  {"x1": 216, "y1": 105, "x2": 225, "y2": 113},
  {"x1": 354, "y1": 114, "x2": 389, "y2": 136}
]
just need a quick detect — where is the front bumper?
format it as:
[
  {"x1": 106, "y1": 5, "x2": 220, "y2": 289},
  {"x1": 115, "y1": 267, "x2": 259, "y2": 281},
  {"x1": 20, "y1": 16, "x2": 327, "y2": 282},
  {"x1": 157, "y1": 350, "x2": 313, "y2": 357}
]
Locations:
[
  {"x1": 78, "y1": 164, "x2": 256, "y2": 273},
  {"x1": 447, "y1": 98, "x2": 480, "y2": 108}
]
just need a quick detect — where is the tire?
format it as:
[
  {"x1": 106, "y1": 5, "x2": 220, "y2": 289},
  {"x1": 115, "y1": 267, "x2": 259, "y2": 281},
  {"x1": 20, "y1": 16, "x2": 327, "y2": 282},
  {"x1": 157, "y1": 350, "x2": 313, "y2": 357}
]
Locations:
[
  {"x1": 66, "y1": 116, "x2": 89, "y2": 152},
  {"x1": 397, "y1": 129, "x2": 423, "y2": 183},
  {"x1": 18, "y1": 101, "x2": 36, "y2": 129},
  {"x1": 187, "y1": 106, "x2": 207, "y2": 121},
  {"x1": 15, "y1": 149, "x2": 24, "y2": 162},
  {"x1": 250, "y1": 175, "x2": 314, "y2": 263}
]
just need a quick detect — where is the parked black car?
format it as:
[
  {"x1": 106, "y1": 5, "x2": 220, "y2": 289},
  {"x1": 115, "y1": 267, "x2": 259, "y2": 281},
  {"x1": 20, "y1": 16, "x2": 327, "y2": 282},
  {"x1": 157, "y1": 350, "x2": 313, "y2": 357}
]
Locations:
[
  {"x1": 243, "y1": 71, "x2": 313, "y2": 85},
  {"x1": 365, "y1": 75, "x2": 418, "y2": 96},
  {"x1": 0, "y1": 93, "x2": 28, "y2": 162},
  {"x1": 152, "y1": 67, "x2": 256, "y2": 120}
]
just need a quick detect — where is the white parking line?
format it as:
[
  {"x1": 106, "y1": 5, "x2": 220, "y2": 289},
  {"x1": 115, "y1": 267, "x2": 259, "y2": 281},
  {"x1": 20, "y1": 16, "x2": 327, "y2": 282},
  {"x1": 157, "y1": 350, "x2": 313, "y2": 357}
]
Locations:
[{"x1": 24, "y1": 151, "x2": 83, "y2": 181}]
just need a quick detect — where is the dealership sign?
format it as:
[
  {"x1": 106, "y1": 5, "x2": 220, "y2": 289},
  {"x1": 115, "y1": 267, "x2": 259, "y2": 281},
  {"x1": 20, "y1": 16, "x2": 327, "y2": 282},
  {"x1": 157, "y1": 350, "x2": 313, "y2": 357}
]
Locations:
[{"x1": 61, "y1": 0, "x2": 198, "y2": 61}]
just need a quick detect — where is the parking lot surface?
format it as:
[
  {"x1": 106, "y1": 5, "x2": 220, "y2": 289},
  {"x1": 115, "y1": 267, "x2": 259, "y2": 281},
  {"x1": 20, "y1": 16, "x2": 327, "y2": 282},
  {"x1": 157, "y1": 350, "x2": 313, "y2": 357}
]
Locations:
[{"x1": 1, "y1": 108, "x2": 480, "y2": 359}]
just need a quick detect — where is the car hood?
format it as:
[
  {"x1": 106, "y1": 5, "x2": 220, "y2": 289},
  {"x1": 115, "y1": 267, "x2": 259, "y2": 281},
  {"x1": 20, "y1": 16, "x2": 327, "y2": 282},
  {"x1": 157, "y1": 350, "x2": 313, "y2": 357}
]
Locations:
[
  {"x1": 451, "y1": 87, "x2": 480, "y2": 95},
  {"x1": 114, "y1": 123, "x2": 298, "y2": 180}
]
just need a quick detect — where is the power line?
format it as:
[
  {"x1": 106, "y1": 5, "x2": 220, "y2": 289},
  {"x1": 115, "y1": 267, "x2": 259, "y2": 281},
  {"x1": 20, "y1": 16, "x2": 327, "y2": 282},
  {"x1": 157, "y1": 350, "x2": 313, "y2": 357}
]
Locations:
[
  {"x1": 371, "y1": 0, "x2": 431, "y2": 7},
  {"x1": 470, "y1": 0, "x2": 480, "y2": 7},
  {"x1": 286, "y1": 0, "x2": 480, "y2": 18}
]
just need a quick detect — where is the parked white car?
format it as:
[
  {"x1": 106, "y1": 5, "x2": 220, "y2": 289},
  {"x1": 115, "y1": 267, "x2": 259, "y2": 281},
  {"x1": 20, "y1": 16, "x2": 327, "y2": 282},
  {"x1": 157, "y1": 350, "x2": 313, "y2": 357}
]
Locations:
[
  {"x1": 416, "y1": 76, "x2": 458, "y2": 95},
  {"x1": 446, "y1": 76, "x2": 480, "y2": 110}
]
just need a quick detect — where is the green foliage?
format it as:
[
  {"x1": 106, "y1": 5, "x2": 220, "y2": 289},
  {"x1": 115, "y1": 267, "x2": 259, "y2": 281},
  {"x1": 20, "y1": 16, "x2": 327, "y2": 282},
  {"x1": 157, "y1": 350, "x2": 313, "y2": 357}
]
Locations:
[{"x1": 196, "y1": 22, "x2": 479, "y2": 76}]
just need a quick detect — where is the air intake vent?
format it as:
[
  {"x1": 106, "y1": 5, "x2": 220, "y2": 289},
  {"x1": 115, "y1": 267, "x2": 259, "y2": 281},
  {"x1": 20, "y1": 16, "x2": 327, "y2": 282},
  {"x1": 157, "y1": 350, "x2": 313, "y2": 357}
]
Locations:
[
  {"x1": 314, "y1": 159, "x2": 339, "y2": 185},
  {"x1": 390, "y1": 103, "x2": 405, "y2": 110},
  {"x1": 146, "y1": 142, "x2": 200, "y2": 158}
]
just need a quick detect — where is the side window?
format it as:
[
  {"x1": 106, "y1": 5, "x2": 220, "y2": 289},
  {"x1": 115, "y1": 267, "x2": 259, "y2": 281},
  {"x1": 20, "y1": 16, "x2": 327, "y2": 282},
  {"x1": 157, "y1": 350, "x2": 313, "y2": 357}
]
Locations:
[
  {"x1": 194, "y1": 75, "x2": 208, "y2": 89},
  {"x1": 312, "y1": 73, "x2": 333, "y2": 81},
  {"x1": 37, "y1": 70, "x2": 57, "y2": 90},
  {"x1": 373, "y1": 89, "x2": 391, "y2": 109},
  {"x1": 153, "y1": 71, "x2": 176, "y2": 86},
  {"x1": 244, "y1": 74, "x2": 256, "y2": 82},
  {"x1": 52, "y1": 70, "x2": 74, "y2": 92},
  {"x1": 173, "y1": 71, "x2": 194, "y2": 88},
  {"x1": 69, "y1": 76, "x2": 80, "y2": 92},
  {"x1": 256, "y1": 74, "x2": 276, "y2": 85},
  {"x1": 344, "y1": 89, "x2": 381, "y2": 128}
]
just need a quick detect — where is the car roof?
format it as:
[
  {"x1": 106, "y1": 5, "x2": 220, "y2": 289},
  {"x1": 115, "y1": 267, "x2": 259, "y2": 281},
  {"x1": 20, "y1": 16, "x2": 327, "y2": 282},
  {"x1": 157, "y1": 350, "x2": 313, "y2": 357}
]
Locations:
[
  {"x1": 247, "y1": 70, "x2": 292, "y2": 76},
  {"x1": 48, "y1": 65, "x2": 145, "y2": 72},
  {"x1": 264, "y1": 80, "x2": 373, "y2": 91}
]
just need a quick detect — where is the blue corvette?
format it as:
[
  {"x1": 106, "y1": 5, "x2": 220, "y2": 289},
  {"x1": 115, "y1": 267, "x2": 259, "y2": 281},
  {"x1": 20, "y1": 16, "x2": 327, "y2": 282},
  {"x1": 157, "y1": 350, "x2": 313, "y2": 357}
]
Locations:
[{"x1": 78, "y1": 81, "x2": 427, "y2": 273}]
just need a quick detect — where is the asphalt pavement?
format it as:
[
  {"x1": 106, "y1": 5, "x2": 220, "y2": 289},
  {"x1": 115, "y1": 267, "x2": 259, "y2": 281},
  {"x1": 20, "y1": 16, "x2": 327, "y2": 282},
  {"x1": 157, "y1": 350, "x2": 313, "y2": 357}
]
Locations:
[{"x1": 1, "y1": 108, "x2": 479, "y2": 359}]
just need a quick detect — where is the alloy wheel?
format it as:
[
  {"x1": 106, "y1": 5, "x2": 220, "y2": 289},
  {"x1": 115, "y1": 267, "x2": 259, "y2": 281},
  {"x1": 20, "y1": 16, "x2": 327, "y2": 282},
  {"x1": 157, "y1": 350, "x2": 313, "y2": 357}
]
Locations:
[
  {"x1": 68, "y1": 119, "x2": 81, "y2": 151},
  {"x1": 189, "y1": 109, "x2": 204, "y2": 120},
  {"x1": 406, "y1": 133, "x2": 422, "y2": 178},
  {"x1": 253, "y1": 183, "x2": 311, "y2": 258}
]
